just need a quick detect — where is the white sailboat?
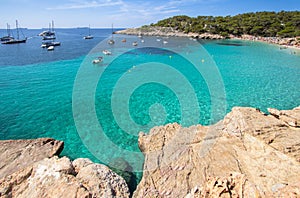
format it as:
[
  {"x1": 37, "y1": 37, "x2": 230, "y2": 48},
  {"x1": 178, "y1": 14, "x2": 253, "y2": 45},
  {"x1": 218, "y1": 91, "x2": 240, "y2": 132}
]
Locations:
[
  {"x1": 41, "y1": 21, "x2": 56, "y2": 40},
  {"x1": 108, "y1": 24, "x2": 115, "y2": 45},
  {"x1": 83, "y1": 25, "x2": 94, "y2": 39}
]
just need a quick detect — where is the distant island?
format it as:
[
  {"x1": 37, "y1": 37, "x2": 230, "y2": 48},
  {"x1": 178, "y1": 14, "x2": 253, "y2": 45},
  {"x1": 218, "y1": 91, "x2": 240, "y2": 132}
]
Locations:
[{"x1": 116, "y1": 11, "x2": 300, "y2": 48}]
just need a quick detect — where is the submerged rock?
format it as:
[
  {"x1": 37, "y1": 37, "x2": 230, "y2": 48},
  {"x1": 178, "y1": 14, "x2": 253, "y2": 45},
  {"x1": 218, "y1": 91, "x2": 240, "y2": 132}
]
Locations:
[{"x1": 134, "y1": 106, "x2": 300, "y2": 197}]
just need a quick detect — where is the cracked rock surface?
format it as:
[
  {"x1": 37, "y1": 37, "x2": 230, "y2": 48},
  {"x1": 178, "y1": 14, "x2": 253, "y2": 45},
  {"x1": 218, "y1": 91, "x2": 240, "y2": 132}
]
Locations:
[
  {"x1": 134, "y1": 106, "x2": 300, "y2": 198},
  {"x1": 0, "y1": 138, "x2": 130, "y2": 198},
  {"x1": 0, "y1": 138, "x2": 64, "y2": 179},
  {"x1": 0, "y1": 157, "x2": 130, "y2": 198}
]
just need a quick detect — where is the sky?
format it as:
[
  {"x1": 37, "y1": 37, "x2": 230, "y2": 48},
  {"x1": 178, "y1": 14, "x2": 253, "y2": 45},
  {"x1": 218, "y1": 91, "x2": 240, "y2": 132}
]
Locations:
[{"x1": 0, "y1": 0, "x2": 299, "y2": 29}]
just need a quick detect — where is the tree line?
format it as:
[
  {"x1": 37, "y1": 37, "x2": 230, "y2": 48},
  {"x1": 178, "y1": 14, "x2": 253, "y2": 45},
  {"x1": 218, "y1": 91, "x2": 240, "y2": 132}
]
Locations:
[{"x1": 149, "y1": 11, "x2": 300, "y2": 38}]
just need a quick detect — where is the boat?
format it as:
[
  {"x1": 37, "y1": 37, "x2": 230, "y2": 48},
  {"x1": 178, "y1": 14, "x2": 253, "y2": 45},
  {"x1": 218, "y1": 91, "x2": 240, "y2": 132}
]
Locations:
[
  {"x1": 108, "y1": 24, "x2": 115, "y2": 45},
  {"x1": 132, "y1": 41, "x2": 138, "y2": 46},
  {"x1": 1, "y1": 24, "x2": 14, "y2": 41},
  {"x1": 141, "y1": 39, "x2": 144, "y2": 43},
  {"x1": 122, "y1": 39, "x2": 126, "y2": 42},
  {"x1": 41, "y1": 41, "x2": 61, "y2": 48},
  {"x1": 102, "y1": 50, "x2": 112, "y2": 55},
  {"x1": 1, "y1": 20, "x2": 27, "y2": 44},
  {"x1": 83, "y1": 25, "x2": 94, "y2": 39},
  {"x1": 39, "y1": 30, "x2": 55, "y2": 37},
  {"x1": 92, "y1": 56, "x2": 103, "y2": 64},
  {"x1": 108, "y1": 39, "x2": 115, "y2": 45},
  {"x1": 40, "y1": 21, "x2": 61, "y2": 49},
  {"x1": 41, "y1": 21, "x2": 56, "y2": 40},
  {"x1": 47, "y1": 46, "x2": 54, "y2": 51},
  {"x1": 43, "y1": 35, "x2": 56, "y2": 40},
  {"x1": 163, "y1": 40, "x2": 168, "y2": 44}
]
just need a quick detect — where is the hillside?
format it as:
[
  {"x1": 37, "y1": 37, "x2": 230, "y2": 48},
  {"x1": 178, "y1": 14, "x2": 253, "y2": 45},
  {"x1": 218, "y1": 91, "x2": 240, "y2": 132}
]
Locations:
[{"x1": 149, "y1": 11, "x2": 300, "y2": 38}]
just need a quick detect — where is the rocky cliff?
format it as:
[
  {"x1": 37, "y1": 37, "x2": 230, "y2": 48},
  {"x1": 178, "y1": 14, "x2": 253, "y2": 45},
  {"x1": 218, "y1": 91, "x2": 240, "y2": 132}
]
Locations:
[{"x1": 134, "y1": 106, "x2": 300, "y2": 197}]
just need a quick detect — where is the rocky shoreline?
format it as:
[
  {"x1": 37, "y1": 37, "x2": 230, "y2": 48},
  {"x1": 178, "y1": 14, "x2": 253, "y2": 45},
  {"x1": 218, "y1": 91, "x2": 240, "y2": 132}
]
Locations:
[
  {"x1": 1, "y1": 106, "x2": 300, "y2": 197},
  {"x1": 233, "y1": 34, "x2": 300, "y2": 50},
  {"x1": 115, "y1": 26, "x2": 224, "y2": 39},
  {"x1": 116, "y1": 26, "x2": 300, "y2": 49}
]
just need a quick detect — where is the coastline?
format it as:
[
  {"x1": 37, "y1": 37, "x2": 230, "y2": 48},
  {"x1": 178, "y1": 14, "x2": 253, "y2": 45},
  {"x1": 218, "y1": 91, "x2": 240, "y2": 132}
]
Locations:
[
  {"x1": 116, "y1": 26, "x2": 300, "y2": 50},
  {"x1": 1, "y1": 106, "x2": 299, "y2": 197},
  {"x1": 115, "y1": 26, "x2": 224, "y2": 39},
  {"x1": 232, "y1": 34, "x2": 300, "y2": 51}
]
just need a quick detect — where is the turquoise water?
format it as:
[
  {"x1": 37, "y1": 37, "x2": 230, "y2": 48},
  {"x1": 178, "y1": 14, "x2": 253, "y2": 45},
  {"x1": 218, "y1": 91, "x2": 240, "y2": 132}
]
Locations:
[{"x1": 1, "y1": 30, "x2": 300, "y2": 189}]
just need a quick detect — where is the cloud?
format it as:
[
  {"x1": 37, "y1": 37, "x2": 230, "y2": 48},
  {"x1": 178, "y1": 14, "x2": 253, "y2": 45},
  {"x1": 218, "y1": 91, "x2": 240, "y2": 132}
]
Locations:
[{"x1": 47, "y1": 0, "x2": 124, "y2": 10}]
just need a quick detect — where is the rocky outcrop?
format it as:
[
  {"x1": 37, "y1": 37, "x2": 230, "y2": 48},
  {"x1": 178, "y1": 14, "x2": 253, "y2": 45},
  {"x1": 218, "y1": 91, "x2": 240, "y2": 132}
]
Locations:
[
  {"x1": 0, "y1": 138, "x2": 64, "y2": 179},
  {"x1": 115, "y1": 26, "x2": 224, "y2": 39},
  {"x1": 0, "y1": 157, "x2": 130, "y2": 198},
  {"x1": 268, "y1": 106, "x2": 300, "y2": 127},
  {"x1": 134, "y1": 106, "x2": 300, "y2": 198},
  {"x1": 0, "y1": 138, "x2": 130, "y2": 198}
]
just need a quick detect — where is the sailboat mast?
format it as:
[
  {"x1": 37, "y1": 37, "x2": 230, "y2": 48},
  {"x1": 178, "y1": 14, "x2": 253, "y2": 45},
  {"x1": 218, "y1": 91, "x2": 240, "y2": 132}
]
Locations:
[
  {"x1": 52, "y1": 20, "x2": 54, "y2": 32},
  {"x1": 6, "y1": 23, "x2": 10, "y2": 36},
  {"x1": 16, "y1": 20, "x2": 19, "y2": 40},
  {"x1": 112, "y1": 23, "x2": 114, "y2": 40},
  {"x1": 89, "y1": 24, "x2": 91, "y2": 36}
]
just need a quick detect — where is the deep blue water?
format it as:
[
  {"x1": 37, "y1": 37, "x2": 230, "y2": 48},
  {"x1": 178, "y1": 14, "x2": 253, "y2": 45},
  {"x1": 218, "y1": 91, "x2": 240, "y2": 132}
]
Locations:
[{"x1": 1, "y1": 29, "x2": 300, "y2": 188}]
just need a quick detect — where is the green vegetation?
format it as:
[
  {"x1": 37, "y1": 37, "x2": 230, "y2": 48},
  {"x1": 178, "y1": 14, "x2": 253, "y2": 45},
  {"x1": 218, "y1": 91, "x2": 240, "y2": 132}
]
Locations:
[{"x1": 151, "y1": 11, "x2": 300, "y2": 38}]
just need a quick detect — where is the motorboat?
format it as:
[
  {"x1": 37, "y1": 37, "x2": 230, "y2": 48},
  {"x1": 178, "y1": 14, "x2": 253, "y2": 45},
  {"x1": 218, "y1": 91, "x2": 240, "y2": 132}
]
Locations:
[
  {"x1": 84, "y1": 35, "x2": 94, "y2": 39},
  {"x1": 47, "y1": 46, "x2": 54, "y2": 51},
  {"x1": 132, "y1": 41, "x2": 138, "y2": 46},
  {"x1": 92, "y1": 56, "x2": 103, "y2": 64},
  {"x1": 108, "y1": 39, "x2": 115, "y2": 45},
  {"x1": 102, "y1": 50, "x2": 112, "y2": 55},
  {"x1": 41, "y1": 41, "x2": 61, "y2": 48}
]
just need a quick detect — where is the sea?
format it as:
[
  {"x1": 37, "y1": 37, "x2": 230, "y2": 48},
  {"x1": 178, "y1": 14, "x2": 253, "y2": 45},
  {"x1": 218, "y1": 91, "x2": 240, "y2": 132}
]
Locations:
[{"x1": 1, "y1": 28, "x2": 300, "y2": 189}]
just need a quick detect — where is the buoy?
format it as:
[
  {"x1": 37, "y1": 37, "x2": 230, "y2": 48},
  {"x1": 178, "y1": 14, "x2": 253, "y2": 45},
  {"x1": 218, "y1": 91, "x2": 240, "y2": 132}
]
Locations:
[
  {"x1": 169, "y1": 56, "x2": 172, "y2": 59},
  {"x1": 201, "y1": 59, "x2": 205, "y2": 63}
]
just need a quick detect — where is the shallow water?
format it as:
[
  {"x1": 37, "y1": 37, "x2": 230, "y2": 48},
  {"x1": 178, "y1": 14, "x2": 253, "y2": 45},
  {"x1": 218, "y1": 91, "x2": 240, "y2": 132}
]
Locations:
[{"x1": 1, "y1": 29, "x2": 300, "y2": 187}]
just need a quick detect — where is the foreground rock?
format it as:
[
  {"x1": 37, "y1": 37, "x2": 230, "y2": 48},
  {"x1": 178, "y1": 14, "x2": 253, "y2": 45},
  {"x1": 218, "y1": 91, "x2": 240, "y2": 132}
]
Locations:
[
  {"x1": 134, "y1": 106, "x2": 300, "y2": 197},
  {"x1": 115, "y1": 26, "x2": 224, "y2": 39},
  {"x1": 0, "y1": 138, "x2": 130, "y2": 198},
  {"x1": 0, "y1": 157, "x2": 130, "y2": 198},
  {"x1": 0, "y1": 138, "x2": 64, "y2": 179}
]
